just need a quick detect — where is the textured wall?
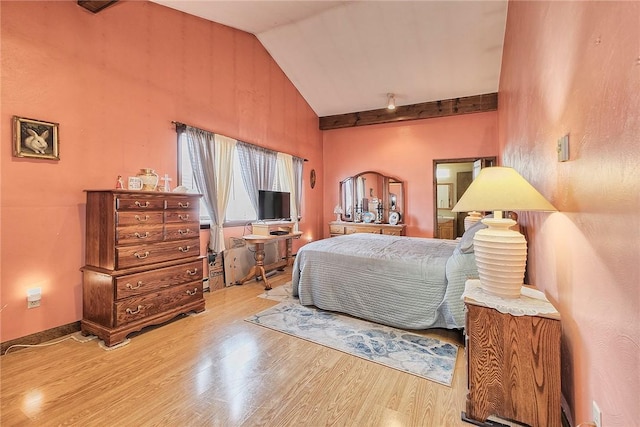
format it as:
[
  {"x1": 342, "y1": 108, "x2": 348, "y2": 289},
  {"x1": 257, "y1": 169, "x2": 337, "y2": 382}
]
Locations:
[
  {"x1": 0, "y1": 1, "x2": 323, "y2": 342},
  {"x1": 322, "y1": 112, "x2": 498, "y2": 237},
  {"x1": 499, "y1": 1, "x2": 639, "y2": 425}
]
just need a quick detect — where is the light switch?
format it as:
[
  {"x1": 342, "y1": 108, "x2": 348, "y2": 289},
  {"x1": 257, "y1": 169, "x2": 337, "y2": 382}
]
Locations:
[{"x1": 557, "y1": 134, "x2": 569, "y2": 162}]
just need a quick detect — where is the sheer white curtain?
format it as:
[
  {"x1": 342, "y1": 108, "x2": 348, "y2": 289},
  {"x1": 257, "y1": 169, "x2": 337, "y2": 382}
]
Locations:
[
  {"x1": 276, "y1": 153, "x2": 299, "y2": 231},
  {"x1": 184, "y1": 126, "x2": 235, "y2": 253},
  {"x1": 212, "y1": 134, "x2": 236, "y2": 252}
]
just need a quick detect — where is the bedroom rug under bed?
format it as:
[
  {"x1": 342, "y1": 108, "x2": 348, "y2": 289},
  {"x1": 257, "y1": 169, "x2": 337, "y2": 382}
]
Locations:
[{"x1": 245, "y1": 301, "x2": 459, "y2": 386}]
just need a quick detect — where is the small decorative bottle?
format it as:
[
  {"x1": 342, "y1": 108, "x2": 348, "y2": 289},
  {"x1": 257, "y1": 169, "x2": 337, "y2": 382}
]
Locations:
[
  {"x1": 376, "y1": 203, "x2": 383, "y2": 223},
  {"x1": 354, "y1": 203, "x2": 362, "y2": 222},
  {"x1": 136, "y1": 168, "x2": 159, "y2": 191}
]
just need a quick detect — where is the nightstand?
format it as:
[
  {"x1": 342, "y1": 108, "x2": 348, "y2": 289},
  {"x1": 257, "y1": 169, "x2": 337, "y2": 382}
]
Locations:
[{"x1": 462, "y1": 280, "x2": 562, "y2": 427}]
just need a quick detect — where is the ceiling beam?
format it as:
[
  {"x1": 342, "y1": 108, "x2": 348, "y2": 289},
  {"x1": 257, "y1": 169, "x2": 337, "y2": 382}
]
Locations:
[
  {"x1": 319, "y1": 92, "x2": 498, "y2": 130},
  {"x1": 77, "y1": 1, "x2": 118, "y2": 14}
]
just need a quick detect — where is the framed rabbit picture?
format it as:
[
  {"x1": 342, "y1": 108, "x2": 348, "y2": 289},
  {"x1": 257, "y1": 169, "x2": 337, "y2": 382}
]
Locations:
[{"x1": 13, "y1": 116, "x2": 60, "y2": 160}]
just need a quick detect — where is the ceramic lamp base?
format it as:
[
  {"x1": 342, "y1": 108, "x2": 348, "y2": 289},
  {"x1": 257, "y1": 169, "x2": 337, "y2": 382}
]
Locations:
[
  {"x1": 473, "y1": 218, "x2": 527, "y2": 298},
  {"x1": 464, "y1": 211, "x2": 483, "y2": 231}
]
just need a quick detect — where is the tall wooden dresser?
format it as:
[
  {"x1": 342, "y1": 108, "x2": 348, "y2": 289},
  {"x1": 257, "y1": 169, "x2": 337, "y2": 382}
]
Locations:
[{"x1": 81, "y1": 190, "x2": 205, "y2": 347}]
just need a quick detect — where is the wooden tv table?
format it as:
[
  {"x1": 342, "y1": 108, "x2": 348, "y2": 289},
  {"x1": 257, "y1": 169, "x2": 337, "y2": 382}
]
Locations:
[{"x1": 239, "y1": 221, "x2": 302, "y2": 290}]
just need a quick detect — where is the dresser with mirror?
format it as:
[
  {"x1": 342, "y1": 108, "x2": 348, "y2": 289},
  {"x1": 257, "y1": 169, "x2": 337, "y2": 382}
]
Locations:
[{"x1": 331, "y1": 171, "x2": 406, "y2": 236}]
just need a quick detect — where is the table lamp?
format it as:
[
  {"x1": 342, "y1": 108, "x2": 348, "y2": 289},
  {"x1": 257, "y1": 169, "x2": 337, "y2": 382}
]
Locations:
[
  {"x1": 333, "y1": 204, "x2": 343, "y2": 222},
  {"x1": 452, "y1": 167, "x2": 557, "y2": 298}
]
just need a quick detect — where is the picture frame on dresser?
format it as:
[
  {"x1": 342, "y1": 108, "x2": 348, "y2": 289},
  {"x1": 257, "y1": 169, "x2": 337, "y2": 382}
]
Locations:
[{"x1": 13, "y1": 115, "x2": 60, "y2": 160}]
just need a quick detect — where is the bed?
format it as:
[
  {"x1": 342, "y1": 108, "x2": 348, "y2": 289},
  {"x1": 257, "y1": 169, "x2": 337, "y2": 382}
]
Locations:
[{"x1": 291, "y1": 226, "x2": 483, "y2": 330}]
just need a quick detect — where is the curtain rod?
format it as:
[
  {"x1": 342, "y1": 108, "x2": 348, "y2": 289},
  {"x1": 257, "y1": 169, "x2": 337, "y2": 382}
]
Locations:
[{"x1": 171, "y1": 121, "x2": 308, "y2": 162}]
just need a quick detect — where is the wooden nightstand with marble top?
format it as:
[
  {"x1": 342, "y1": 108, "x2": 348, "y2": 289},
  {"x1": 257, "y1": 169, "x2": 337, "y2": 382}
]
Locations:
[{"x1": 462, "y1": 280, "x2": 562, "y2": 427}]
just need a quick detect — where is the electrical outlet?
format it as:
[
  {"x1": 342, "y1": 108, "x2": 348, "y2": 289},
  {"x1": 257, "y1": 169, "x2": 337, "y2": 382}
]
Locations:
[
  {"x1": 27, "y1": 288, "x2": 41, "y2": 309},
  {"x1": 592, "y1": 400, "x2": 602, "y2": 427}
]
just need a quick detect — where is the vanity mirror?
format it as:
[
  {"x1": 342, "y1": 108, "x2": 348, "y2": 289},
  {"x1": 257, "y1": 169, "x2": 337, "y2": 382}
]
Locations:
[
  {"x1": 339, "y1": 171, "x2": 405, "y2": 223},
  {"x1": 436, "y1": 183, "x2": 453, "y2": 209}
]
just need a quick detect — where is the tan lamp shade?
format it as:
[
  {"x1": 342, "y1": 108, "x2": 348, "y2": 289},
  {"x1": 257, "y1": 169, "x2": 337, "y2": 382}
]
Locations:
[
  {"x1": 452, "y1": 167, "x2": 556, "y2": 298},
  {"x1": 452, "y1": 167, "x2": 557, "y2": 214}
]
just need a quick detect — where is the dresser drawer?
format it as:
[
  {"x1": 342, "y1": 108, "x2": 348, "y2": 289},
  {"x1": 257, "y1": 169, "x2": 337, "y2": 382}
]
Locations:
[
  {"x1": 165, "y1": 198, "x2": 198, "y2": 210},
  {"x1": 116, "y1": 196, "x2": 165, "y2": 211},
  {"x1": 115, "y1": 260, "x2": 203, "y2": 299},
  {"x1": 116, "y1": 211, "x2": 164, "y2": 226},
  {"x1": 165, "y1": 209, "x2": 199, "y2": 223},
  {"x1": 329, "y1": 221, "x2": 406, "y2": 237},
  {"x1": 114, "y1": 281, "x2": 203, "y2": 326},
  {"x1": 164, "y1": 223, "x2": 200, "y2": 241},
  {"x1": 116, "y1": 238, "x2": 200, "y2": 269},
  {"x1": 329, "y1": 224, "x2": 345, "y2": 235},
  {"x1": 116, "y1": 224, "x2": 164, "y2": 245},
  {"x1": 382, "y1": 229, "x2": 402, "y2": 236},
  {"x1": 345, "y1": 225, "x2": 381, "y2": 234}
]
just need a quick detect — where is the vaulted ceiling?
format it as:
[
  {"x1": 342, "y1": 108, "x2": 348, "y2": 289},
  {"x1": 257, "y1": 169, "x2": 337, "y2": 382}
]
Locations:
[{"x1": 149, "y1": 0, "x2": 508, "y2": 122}]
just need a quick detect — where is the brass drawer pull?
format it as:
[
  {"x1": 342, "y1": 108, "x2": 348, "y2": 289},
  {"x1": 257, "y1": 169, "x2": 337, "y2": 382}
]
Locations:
[
  {"x1": 126, "y1": 305, "x2": 143, "y2": 315},
  {"x1": 186, "y1": 288, "x2": 198, "y2": 296},
  {"x1": 126, "y1": 281, "x2": 143, "y2": 290},
  {"x1": 178, "y1": 229, "x2": 191, "y2": 235},
  {"x1": 134, "y1": 215, "x2": 150, "y2": 222},
  {"x1": 178, "y1": 214, "x2": 190, "y2": 221},
  {"x1": 186, "y1": 268, "x2": 198, "y2": 276},
  {"x1": 134, "y1": 201, "x2": 150, "y2": 208},
  {"x1": 134, "y1": 232, "x2": 149, "y2": 239},
  {"x1": 134, "y1": 251, "x2": 150, "y2": 259},
  {"x1": 178, "y1": 246, "x2": 191, "y2": 253},
  {"x1": 178, "y1": 202, "x2": 190, "y2": 208}
]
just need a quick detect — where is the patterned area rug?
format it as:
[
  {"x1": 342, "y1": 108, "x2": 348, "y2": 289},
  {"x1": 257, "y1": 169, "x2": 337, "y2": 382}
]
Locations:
[
  {"x1": 245, "y1": 301, "x2": 458, "y2": 386},
  {"x1": 258, "y1": 282, "x2": 294, "y2": 302}
]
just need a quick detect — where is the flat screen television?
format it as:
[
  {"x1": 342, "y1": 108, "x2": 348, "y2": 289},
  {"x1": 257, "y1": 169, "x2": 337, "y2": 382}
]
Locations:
[{"x1": 258, "y1": 190, "x2": 291, "y2": 221}]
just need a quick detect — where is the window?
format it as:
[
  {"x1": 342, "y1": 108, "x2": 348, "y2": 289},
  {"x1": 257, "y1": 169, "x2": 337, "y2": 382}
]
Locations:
[
  {"x1": 178, "y1": 134, "x2": 260, "y2": 225},
  {"x1": 178, "y1": 130, "x2": 302, "y2": 228},
  {"x1": 225, "y1": 148, "x2": 257, "y2": 223}
]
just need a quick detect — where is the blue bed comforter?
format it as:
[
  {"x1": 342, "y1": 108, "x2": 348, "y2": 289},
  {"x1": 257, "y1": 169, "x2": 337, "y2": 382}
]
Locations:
[{"x1": 292, "y1": 233, "x2": 477, "y2": 329}]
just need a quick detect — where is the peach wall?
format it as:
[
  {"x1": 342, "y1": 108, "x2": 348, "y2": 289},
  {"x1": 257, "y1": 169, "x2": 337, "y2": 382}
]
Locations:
[
  {"x1": 498, "y1": 1, "x2": 639, "y2": 426},
  {"x1": 322, "y1": 112, "x2": 498, "y2": 237},
  {"x1": 0, "y1": 1, "x2": 323, "y2": 342}
]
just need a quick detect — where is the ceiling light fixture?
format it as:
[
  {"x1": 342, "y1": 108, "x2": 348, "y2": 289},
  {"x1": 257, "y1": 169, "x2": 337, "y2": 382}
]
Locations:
[{"x1": 387, "y1": 93, "x2": 396, "y2": 110}]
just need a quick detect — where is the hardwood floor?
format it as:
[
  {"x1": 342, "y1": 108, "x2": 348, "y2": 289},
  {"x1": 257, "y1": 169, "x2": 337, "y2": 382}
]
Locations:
[{"x1": 1, "y1": 269, "x2": 470, "y2": 426}]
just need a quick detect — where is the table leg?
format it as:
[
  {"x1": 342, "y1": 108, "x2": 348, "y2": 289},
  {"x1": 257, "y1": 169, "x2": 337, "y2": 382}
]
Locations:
[
  {"x1": 285, "y1": 237, "x2": 293, "y2": 267},
  {"x1": 236, "y1": 242, "x2": 272, "y2": 290}
]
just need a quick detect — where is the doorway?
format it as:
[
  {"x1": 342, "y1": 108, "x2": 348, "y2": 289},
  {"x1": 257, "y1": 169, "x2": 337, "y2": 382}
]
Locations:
[{"x1": 433, "y1": 157, "x2": 496, "y2": 239}]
